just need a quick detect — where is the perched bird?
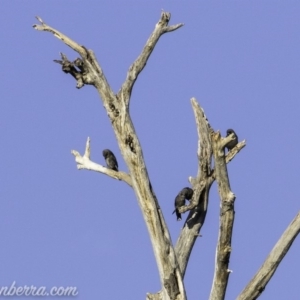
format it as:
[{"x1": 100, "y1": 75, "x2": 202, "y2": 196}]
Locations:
[
  {"x1": 181, "y1": 187, "x2": 193, "y2": 200},
  {"x1": 173, "y1": 187, "x2": 194, "y2": 221},
  {"x1": 226, "y1": 129, "x2": 238, "y2": 151},
  {"x1": 102, "y1": 149, "x2": 118, "y2": 171}
]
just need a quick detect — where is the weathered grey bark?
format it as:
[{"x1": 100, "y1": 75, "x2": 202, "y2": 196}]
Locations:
[
  {"x1": 33, "y1": 13, "x2": 186, "y2": 300},
  {"x1": 175, "y1": 99, "x2": 246, "y2": 278},
  {"x1": 209, "y1": 131, "x2": 237, "y2": 300},
  {"x1": 237, "y1": 211, "x2": 300, "y2": 300},
  {"x1": 178, "y1": 99, "x2": 212, "y2": 216},
  {"x1": 174, "y1": 98, "x2": 213, "y2": 277}
]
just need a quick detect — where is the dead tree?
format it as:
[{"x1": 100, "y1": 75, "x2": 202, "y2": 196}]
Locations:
[{"x1": 33, "y1": 12, "x2": 300, "y2": 300}]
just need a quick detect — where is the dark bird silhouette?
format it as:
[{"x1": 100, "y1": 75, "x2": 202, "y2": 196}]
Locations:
[
  {"x1": 173, "y1": 187, "x2": 194, "y2": 221},
  {"x1": 102, "y1": 149, "x2": 118, "y2": 171},
  {"x1": 226, "y1": 129, "x2": 238, "y2": 151}
]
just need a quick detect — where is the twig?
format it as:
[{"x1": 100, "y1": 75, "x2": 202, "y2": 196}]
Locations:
[{"x1": 33, "y1": 16, "x2": 86, "y2": 57}]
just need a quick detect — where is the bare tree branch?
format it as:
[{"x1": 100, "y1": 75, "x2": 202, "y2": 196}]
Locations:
[
  {"x1": 209, "y1": 131, "x2": 236, "y2": 300},
  {"x1": 178, "y1": 98, "x2": 212, "y2": 215},
  {"x1": 33, "y1": 16, "x2": 86, "y2": 57},
  {"x1": 33, "y1": 17, "x2": 115, "y2": 101},
  {"x1": 175, "y1": 179, "x2": 213, "y2": 278},
  {"x1": 175, "y1": 99, "x2": 246, "y2": 279},
  {"x1": 237, "y1": 211, "x2": 300, "y2": 300},
  {"x1": 147, "y1": 291, "x2": 163, "y2": 300},
  {"x1": 118, "y1": 12, "x2": 183, "y2": 106},
  {"x1": 174, "y1": 98, "x2": 212, "y2": 277},
  {"x1": 179, "y1": 98, "x2": 212, "y2": 213},
  {"x1": 175, "y1": 142, "x2": 246, "y2": 278},
  {"x1": 225, "y1": 141, "x2": 246, "y2": 163},
  {"x1": 71, "y1": 137, "x2": 132, "y2": 187},
  {"x1": 164, "y1": 24, "x2": 184, "y2": 33},
  {"x1": 34, "y1": 13, "x2": 187, "y2": 300}
]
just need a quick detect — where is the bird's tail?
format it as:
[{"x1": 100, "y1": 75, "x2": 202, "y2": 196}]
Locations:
[{"x1": 173, "y1": 209, "x2": 182, "y2": 221}]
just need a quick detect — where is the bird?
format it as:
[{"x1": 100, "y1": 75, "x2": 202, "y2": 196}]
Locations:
[
  {"x1": 181, "y1": 187, "x2": 193, "y2": 200},
  {"x1": 226, "y1": 129, "x2": 238, "y2": 151},
  {"x1": 173, "y1": 187, "x2": 194, "y2": 221},
  {"x1": 102, "y1": 149, "x2": 118, "y2": 171}
]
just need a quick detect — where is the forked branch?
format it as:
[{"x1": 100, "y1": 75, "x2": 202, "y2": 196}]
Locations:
[
  {"x1": 34, "y1": 12, "x2": 186, "y2": 300},
  {"x1": 175, "y1": 99, "x2": 246, "y2": 279},
  {"x1": 118, "y1": 12, "x2": 183, "y2": 105}
]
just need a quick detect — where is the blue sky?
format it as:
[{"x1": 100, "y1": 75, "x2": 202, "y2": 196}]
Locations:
[{"x1": 0, "y1": 1, "x2": 299, "y2": 299}]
